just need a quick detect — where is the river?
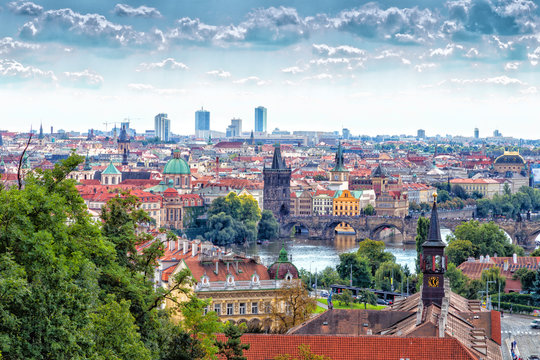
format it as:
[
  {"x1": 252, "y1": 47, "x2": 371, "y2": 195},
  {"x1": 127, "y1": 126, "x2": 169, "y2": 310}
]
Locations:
[{"x1": 235, "y1": 229, "x2": 454, "y2": 275}]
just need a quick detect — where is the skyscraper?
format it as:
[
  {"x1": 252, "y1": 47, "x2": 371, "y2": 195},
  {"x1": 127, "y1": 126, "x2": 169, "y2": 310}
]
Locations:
[
  {"x1": 154, "y1": 113, "x2": 171, "y2": 142},
  {"x1": 254, "y1": 106, "x2": 267, "y2": 133},
  {"x1": 195, "y1": 108, "x2": 210, "y2": 138},
  {"x1": 417, "y1": 129, "x2": 426, "y2": 139},
  {"x1": 226, "y1": 118, "x2": 242, "y2": 137},
  {"x1": 474, "y1": 127, "x2": 479, "y2": 139}
]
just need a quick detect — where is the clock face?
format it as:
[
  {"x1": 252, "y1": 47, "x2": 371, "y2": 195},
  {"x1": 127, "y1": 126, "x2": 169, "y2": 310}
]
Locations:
[{"x1": 428, "y1": 276, "x2": 440, "y2": 288}]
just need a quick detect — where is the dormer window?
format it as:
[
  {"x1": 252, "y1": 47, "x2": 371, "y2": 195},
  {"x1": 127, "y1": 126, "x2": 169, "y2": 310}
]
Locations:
[{"x1": 201, "y1": 273, "x2": 210, "y2": 287}]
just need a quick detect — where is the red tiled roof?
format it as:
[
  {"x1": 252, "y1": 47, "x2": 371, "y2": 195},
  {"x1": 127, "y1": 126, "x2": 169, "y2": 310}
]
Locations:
[
  {"x1": 184, "y1": 256, "x2": 270, "y2": 282},
  {"x1": 490, "y1": 311, "x2": 502, "y2": 345},
  {"x1": 216, "y1": 334, "x2": 478, "y2": 360}
]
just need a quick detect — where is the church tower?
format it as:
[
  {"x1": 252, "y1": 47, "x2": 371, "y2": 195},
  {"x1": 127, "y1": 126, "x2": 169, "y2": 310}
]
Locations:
[
  {"x1": 117, "y1": 124, "x2": 130, "y2": 166},
  {"x1": 328, "y1": 142, "x2": 349, "y2": 190},
  {"x1": 263, "y1": 144, "x2": 291, "y2": 219},
  {"x1": 421, "y1": 193, "x2": 447, "y2": 307}
]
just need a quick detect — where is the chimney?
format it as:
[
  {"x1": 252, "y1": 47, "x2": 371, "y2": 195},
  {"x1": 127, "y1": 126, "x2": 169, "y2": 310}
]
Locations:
[
  {"x1": 192, "y1": 243, "x2": 198, "y2": 257},
  {"x1": 177, "y1": 239, "x2": 181, "y2": 251},
  {"x1": 183, "y1": 241, "x2": 188, "y2": 254},
  {"x1": 227, "y1": 262, "x2": 230, "y2": 273},
  {"x1": 513, "y1": 253, "x2": 517, "y2": 264},
  {"x1": 215, "y1": 261, "x2": 219, "y2": 275},
  {"x1": 479, "y1": 255, "x2": 484, "y2": 263},
  {"x1": 486, "y1": 255, "x2": 490, "y2": 262},
  {"x1": 504, "y1": 260, "x2": 509, "y2": 271},
  {"x1": 169, "y1": 241, "x2": 174, "y2": 251}
]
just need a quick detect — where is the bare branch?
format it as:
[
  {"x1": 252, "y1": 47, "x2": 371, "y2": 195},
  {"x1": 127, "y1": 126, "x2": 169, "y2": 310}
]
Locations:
[{"x1": 17, "y1": 134, "x2": 33, "y2": 190}]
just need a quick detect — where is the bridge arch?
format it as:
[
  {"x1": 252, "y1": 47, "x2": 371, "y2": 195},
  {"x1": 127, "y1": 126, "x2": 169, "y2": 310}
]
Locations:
[
  {"x1": 370, "y1": 223, "x2": 405, "y2": 244},
  {"x1": 321, "y1": 219, "x2": 359, "y2": 239},
  {"x1": 281, "y1": 220, "x2": 310, "y2": 237}
]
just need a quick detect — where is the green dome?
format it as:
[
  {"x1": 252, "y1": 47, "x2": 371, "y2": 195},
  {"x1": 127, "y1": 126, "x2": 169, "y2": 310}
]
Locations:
[{"x1": 163, "y1": 153, "x2": 191, "y2": 175}]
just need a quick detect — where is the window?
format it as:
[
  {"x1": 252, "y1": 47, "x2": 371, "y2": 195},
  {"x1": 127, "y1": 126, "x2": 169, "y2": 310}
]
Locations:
[
  {"x1": 252, "y1": 302, "x2": 258, "y2": 314},
  {"x1": 214, "y1": 303, "x2": 221, "y2": 315},
  {"x1": 239, "y1": 303, "x2": 246, "y2": 315},
  {"x1": 203, "y1": 306, "x2": 209, "y2": 315},
  {"x1": 227, "y1": 303, "x2": 234, "y2": 315}
]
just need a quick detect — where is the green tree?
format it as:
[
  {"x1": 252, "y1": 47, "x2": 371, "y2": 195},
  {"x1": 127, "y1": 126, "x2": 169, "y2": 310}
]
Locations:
[
  {"x1": 363, "y1": 203, "x2": 375, "y2": 215},
  {"x1": 179, "y1": 296, "x2": 223, "y2": 359},
  {"x1": 356, "y1": 239, "x2": 395, "y2": 276},
  {"x1": 532, "y1": 268, "x2": 540, "y2": 306},
  {"x1": 513, "y1": 268, "x2": 536, "y2": 292},
  {"x1": 481, "y1": 267, "x2": 506, "y2": 296},
  {"x1": 451, "y1": 185, "x2": 469, "y2": 200},
  {"x1": 318, "y1": 267, "x2": 346, "y2": 288},
  {"x1": 446, "y1": 239, "x2": 476, "y2": 265},
  {"x1": 374, "y1": 261, "x2": 403, "y2": 292},
  {"x1": 215, "y1": 322, "x2": 250, "y2": 360},
  {"x1": 531, "y1": 248, "x2": 540, "y2": 256},
  {"x1": 334, "y1": 289, "x2": 354, "y2": 307},
  {"x1": 445, "y1": 263, "x2": 468, "y2": 296},
  {"x1": 258, "y1": 210, "x2": 279, "y2": 240},
  {"x1": 336, "y1": 253, "x2": 373, "y2": 288},
  {"x1": 415, "y1": 217, "x2": 430, "y2": 272},
  {"x1": 452, "y1": 220, "x2": 524, "y2": 258},
  {"x1": 89, "y1": 296, "x2": 152, "y2": 360},
  {"x1": 356, "y1": 289, "x2": 377, "y2": 309}
]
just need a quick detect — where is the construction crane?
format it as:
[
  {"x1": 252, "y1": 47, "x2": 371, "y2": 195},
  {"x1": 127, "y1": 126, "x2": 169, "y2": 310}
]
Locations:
[{"x1": 103, "y1": 121, "x2": 121, "y2": 131}]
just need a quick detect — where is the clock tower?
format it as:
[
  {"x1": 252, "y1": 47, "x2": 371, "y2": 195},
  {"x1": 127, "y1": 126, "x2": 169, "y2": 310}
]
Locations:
[{"x1": 421, "y1": 193, "x2": 447, "y2": 307}]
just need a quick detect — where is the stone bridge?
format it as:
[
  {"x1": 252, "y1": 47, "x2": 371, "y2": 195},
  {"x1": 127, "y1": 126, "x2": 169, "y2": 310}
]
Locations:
[{"x1": 280, "y1": 215, "x2": 540, "y2": 250}]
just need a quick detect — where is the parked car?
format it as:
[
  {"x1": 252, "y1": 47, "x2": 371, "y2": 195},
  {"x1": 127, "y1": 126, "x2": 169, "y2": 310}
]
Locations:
[
  {"x1": 377, "y1": 299, "x2": 389, "y2": 305},
  {"x1": 320, "y1": 290, "x2": 329, "y2": 297},
  {"x1": 531, "y1": 319, "x2": 540, "y2": 329},
  {"x1": 532, "y1": 309, "x2": 540, "y2": 317}
]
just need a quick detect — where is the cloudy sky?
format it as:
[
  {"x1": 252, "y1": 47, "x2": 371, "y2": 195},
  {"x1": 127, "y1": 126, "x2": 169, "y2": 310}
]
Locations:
[{"x1": 0, "y1": 0, "x2": 539, "y2": 138}]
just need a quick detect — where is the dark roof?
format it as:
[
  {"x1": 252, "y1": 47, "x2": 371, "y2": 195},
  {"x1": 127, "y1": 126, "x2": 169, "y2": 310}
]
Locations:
[
  {"x1": 271, "y1": 144, "x2": 287, "y2": 170},
  {"x1": 371, "y1": 164, "x2": 388, "y2": 178},
  {"x1": 494, "y1": 153, "x2": 524, "y2": 165},
  {"x1": 423, "y1": 198, "x2": 446, "y2": 248}
]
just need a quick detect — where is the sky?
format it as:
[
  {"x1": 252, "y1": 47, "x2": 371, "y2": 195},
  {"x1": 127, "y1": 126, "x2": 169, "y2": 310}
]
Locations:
[{"x1": 0, "y1": 0, "x2": 540, "y2": 138}]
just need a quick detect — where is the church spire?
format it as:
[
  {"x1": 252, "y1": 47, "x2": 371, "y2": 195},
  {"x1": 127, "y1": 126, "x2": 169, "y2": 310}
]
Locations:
[
  {"x1": 271, "y1": 143, "x2": 286, "y2": 170},
  {"x1": 38, "y1": 122, "x2": 44, "y2": 139}
]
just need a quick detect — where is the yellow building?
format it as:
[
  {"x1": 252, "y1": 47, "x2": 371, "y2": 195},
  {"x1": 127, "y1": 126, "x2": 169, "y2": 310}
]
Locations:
[
  {"x1": 163, "y1": 241, "x2": 299, "y2": 331},
  {"x1": 449, "y1": 178, "x2": 501, "y2": 199},
  {"x1": 333, "y1": 190, "x2": 361, "y2": 216}
]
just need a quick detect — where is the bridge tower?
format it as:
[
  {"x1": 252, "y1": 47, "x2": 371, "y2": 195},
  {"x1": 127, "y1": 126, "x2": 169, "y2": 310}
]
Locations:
[
  {"x1": 263, "y1": 144, "x2": 291, "y2": 219},
  {"x1": 421, "y1": 194, "x2": 447, "y2": 307}
]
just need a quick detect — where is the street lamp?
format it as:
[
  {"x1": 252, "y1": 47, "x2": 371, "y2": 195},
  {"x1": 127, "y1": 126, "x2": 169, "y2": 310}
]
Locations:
[{"x1": 485, "y1": 280, "x2": 496, "y2": 310}]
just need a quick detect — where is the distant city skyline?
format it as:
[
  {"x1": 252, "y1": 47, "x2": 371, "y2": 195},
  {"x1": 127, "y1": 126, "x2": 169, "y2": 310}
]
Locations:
[{"x1": 1, "y1": 0, "x2": 539, "y2": 137}]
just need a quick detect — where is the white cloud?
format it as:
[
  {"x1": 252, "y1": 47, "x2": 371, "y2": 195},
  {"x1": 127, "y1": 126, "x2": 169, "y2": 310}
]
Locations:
[
  {"x1": 0, "y1": 59, "x2": 56, "y2": 81},
  {"x1": 504, "y1": 62, "x2": 520, "y2": 71},
  {"x1": 0, "y1": 37, "x2": 39, "y2": 54},
  {"x1": 233, "y1": 76, "x2": 269, "y2": 85},
  {"x1": 312, "y1": 43, "x2": 365, "y2": 57},
  {"x1": 128, "y1": 83, "x2": 186, "y2": 95},
  {"x1": 62, "y1": 69, "x2": 104, "y2": 87},
  {"x1": 136, "y1": 58, "x2": 188, "y2": 71},
  {"x1": 206, "y1": 69, "x2": 231, "y2": 78},
  {"x1": 113, "y1": 4, "x2": 161, "y2": 18},
  {"x1": 528, "y1": 47, "x2": 540, "y2": 65},
  {"x1": 303, "y1": 73, "x2": 333, "y2": 80},
  {"x1": 443, "y1": 75, "x2": 527, "y2": 86},
  {"x1": 281, "y1": 66, "x2": 305, "y2": 74},
  {"x1": 7, "y1": 1, "x2": 43, "y2": 16},
  {"x1": 20, "y1": 8, "x2": 153, "y2": 47},
  {"x1": 415, "y1": 63, "x2": 437, "y2": 72},
  {"x1": 429, "y1": 43, "x2": 463, "y2": 57}
]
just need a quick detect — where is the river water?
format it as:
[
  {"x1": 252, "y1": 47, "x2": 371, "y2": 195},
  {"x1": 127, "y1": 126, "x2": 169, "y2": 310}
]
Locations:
[{"x1": 236, "y1": 229, "x2": 454, "y2": 275}]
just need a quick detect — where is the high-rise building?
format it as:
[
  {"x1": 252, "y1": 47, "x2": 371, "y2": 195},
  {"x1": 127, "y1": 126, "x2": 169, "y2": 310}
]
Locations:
[
  {"x1": 417, "y1": 129, "x2": 426, "y2": 139},
  {"x1": 342, "y1": 128, "x2": 350, "y2": 139},
  {"x1": 254, "y1": 106, "x2": 267, "y2": 133},
  {"x1": 474, "y1": 127, "x2": 479, "y2": 139},
  {"x1": 226, "y1": 118, "x2": 242, "y2": 137},
  {"x1": 195, "y1": 108, "x2": 210, "y2": 138},
  {"x1": 154, "y1": 113, "x2": 171, "y2": 142},
  {"x1": 493, "y1": 129, "x2": 501, "y2": 137}
]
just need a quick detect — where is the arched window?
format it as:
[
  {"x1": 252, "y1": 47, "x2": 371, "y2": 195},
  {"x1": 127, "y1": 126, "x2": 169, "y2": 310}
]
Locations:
[{"x1": 104, "y1": 176, "x2": 109, "y2": 185}]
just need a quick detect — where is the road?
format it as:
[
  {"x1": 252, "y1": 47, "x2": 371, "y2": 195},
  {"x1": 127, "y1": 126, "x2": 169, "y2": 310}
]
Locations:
[{"x1": 501, "y1": 313, "x2": 540, "y2": 360}]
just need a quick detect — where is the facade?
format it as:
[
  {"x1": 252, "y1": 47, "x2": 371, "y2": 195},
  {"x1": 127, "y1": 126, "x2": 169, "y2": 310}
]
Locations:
[
  {"x1": 254, "y1": 106, "x2": 267, "y2": 133},
  {"x1": 154, "y1": 113, "x2": 171, "y2": 142},
  {"x1": 290, "y1": 190, "x2": 313, "y2": 216},
  {"x1": 312, "y1": 190, "x2": 335, "y2": 215},
  {"x1": 333, "y1": 190, "x2": 361, "y2": 216},
  {"x1": 195, "y1": 108, "x2": 210, "y2": 138},
  {"x1": 101, "y1": 161, "x2": 122, "y2": 185},
  {"x1": 450, "y1": 178, "x2": 501, "y2": 199},
  {"x1": 417, "y1": 129, "x2": 426, "y2": 138},
  {"x1": 403, "y1": 183, "x2": 436, "y2": 204},
  {"x1": 375, "y1": 190, "x2": 408, "y2": 216},
  {"x1": 493, "y1": 151, "x2": 526, "y2": 174},
  {"x1": 226, "y1": 118, "x2": 242, "y2": 137},
  {"x1": 161, "y1": 189, "x2": 204, "y2": 229},
  {"x1": 263, "y1": 145, "x2": 291, "y2": 219}
]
